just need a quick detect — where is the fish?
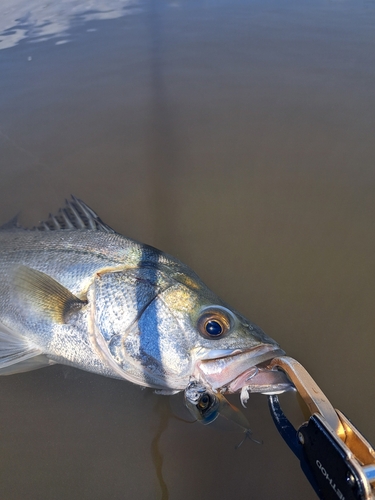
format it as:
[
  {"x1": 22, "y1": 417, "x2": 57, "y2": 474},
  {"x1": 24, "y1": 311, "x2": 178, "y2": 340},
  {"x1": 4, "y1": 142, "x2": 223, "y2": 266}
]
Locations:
[{"x1": 0, "y1": 196, "x2": 292, "y2": 413}]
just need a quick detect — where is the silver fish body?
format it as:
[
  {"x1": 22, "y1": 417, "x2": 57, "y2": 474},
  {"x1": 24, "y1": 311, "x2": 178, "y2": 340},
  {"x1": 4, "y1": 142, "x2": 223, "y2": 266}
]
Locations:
[{"x1": 0, "y1": 197, "x2": 287, "y2": 395}]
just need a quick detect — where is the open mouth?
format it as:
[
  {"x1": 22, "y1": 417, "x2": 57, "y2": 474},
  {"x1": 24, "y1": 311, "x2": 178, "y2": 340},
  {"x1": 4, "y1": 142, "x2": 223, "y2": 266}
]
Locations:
[{"x1": 194, "y1": 344, "x2": 292, "y2": 393}]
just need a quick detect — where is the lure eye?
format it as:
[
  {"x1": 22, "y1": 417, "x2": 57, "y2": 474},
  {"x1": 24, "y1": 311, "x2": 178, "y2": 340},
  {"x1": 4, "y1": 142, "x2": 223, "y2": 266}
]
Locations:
[
  {"x1": 197, "y1": 308, "x2": 231, "y2": 339},
  {"x1": 198, "y1": 393, "x2": 211, "y2": 411}
]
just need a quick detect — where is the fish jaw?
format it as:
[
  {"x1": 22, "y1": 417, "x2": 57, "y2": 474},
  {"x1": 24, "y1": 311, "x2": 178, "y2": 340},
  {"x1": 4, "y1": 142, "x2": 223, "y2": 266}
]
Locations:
[
  {"x1": 192, "y1": 344, "x2": 289, "y2": 392},
  {"x1": 227, "y1": 366, "x2": 294, "y2": 395}
]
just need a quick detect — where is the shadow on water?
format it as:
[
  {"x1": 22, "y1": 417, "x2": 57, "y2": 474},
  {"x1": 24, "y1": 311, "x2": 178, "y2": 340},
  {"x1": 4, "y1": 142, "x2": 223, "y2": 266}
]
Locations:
[
  {"x1": 136, "y1": 245, "x2": 170, "y2": 497},
  {"x1": 146, "y1": 0, "x2": 180, "y2": 247},
  {"x1": 136, "y1": 247, "x2": 165, "y2": 386},
  {"x1": 140, "y1": 6, "x2": 180, "y2": 493}
]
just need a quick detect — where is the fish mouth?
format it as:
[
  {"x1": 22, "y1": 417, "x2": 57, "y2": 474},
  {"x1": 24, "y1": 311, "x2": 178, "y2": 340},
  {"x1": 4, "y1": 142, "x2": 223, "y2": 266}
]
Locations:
[{"x1": 194, "y1": 344, "x2": 292, "y2": 393}]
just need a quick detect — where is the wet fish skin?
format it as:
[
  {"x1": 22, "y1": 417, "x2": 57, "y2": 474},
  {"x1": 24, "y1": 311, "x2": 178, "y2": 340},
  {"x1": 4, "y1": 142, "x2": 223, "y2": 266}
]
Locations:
[{"x1": 0, "y1": 197, "x2": 285, "y2": 393}]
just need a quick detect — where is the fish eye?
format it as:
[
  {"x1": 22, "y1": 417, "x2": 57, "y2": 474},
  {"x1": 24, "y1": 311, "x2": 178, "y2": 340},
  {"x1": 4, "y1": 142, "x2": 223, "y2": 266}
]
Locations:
[
  {"x1": 197, "y1": 308, "x2": 231, "y2": 339},
  {"x1": 205, "y1": 320, "x2": 222, "y2": 336}
]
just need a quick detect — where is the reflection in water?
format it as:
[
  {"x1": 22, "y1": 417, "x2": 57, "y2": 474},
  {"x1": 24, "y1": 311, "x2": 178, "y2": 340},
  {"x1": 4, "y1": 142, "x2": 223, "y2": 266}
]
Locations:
[
  {"x1": 0, "y1": 0, "x2": 139, "y2": 50},
  {"x1": 151, "y1": 398, "x2": 171, "y2": 500}
]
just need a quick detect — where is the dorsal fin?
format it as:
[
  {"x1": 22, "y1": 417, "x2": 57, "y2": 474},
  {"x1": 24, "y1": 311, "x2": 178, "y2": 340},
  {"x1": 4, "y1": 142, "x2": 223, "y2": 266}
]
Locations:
[
  {"x1": 32, "y1": 196, "x2": 115, "y2": 232},
  {"x1": 0, "y1": 214, "x2": 24, "y2": 231}
]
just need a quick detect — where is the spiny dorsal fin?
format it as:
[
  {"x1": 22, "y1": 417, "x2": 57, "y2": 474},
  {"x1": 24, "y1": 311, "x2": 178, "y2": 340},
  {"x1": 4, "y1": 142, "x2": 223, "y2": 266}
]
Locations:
[
  {"x1": 14, "y1": 266, "x2": 87, "y2": 324},
  {"x1": 33, "y1": 195, "x2": 115, "y2": 232},
  {"x1": 0, "y1": 214, "x2": 24, "y2": 231}
]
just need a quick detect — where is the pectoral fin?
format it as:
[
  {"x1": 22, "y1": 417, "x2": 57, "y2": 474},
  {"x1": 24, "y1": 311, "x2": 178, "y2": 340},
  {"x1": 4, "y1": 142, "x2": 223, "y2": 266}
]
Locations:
[
  {"x1": 0, "y1": 322, "x2": 53, "y2": 375},
  {"x1": 14, "y1": 266, "x2": 87, "y2": 323}
]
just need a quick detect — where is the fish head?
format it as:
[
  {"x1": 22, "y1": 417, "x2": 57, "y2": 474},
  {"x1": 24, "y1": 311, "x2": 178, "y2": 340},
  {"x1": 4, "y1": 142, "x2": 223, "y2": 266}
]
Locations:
[
  {"x1": 91, "y1": 259, "x2": 288, "y2": 394},
  {"x1": 167, "y1": 271, "x2": 287, "y2": 393}
]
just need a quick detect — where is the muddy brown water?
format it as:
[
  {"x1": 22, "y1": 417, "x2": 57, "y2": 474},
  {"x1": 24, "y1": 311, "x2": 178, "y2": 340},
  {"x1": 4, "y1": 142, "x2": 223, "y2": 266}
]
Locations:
[{"x1": 0, "y1": 0, "x2": 374, "y2": 499}]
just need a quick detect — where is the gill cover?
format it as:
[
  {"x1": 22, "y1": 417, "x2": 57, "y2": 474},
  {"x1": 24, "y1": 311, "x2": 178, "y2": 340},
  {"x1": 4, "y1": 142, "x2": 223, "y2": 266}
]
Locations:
[{"x1": 90, "y1": 267, "x2": 192, "y2": 389}]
